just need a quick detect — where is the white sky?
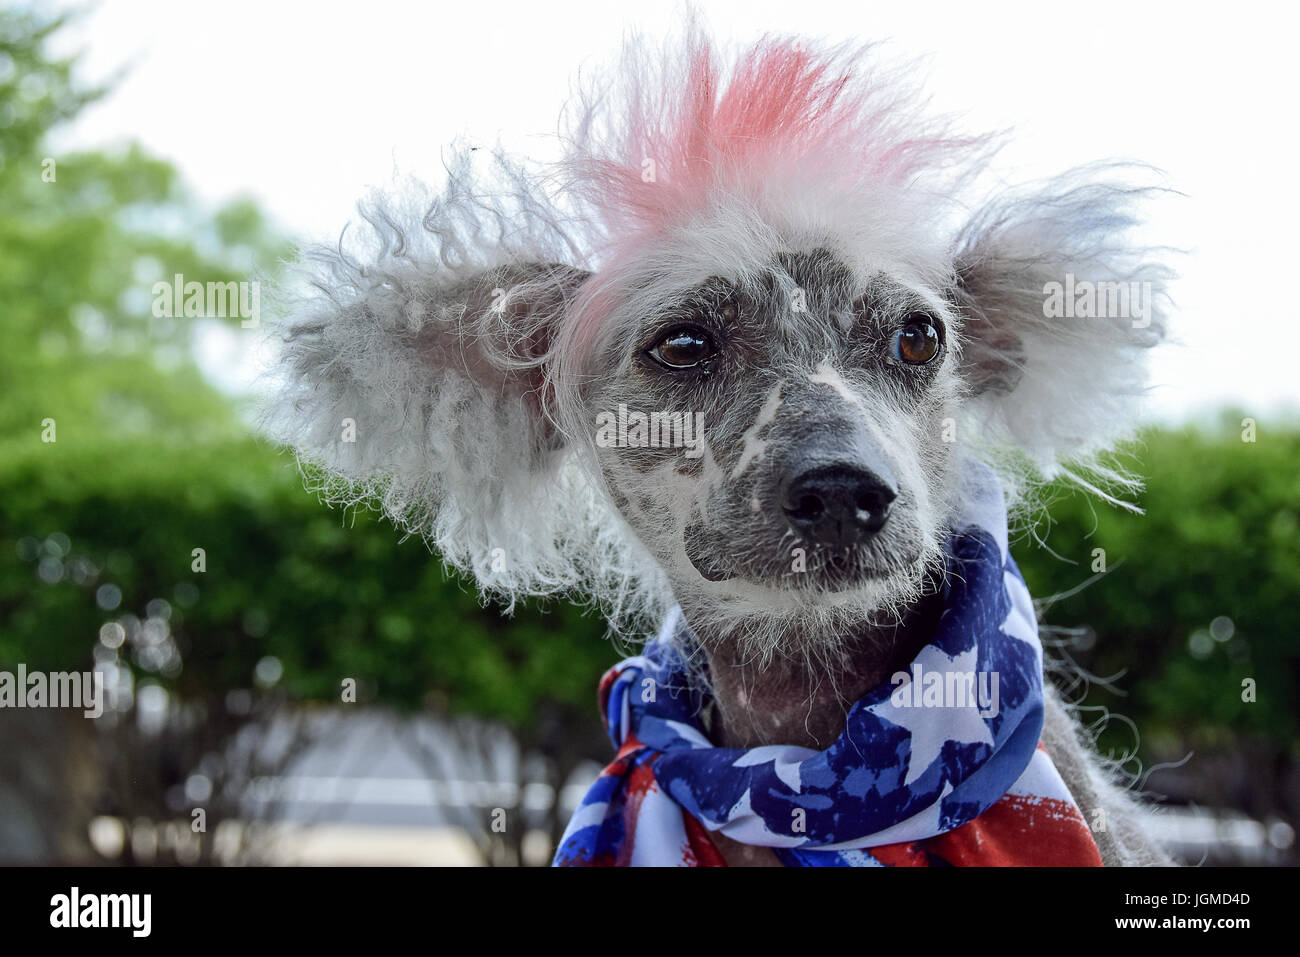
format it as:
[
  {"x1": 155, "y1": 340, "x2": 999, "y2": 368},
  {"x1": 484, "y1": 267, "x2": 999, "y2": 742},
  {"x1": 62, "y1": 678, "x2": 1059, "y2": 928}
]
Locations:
[{"x1": 52, "y1": 0, "x2": 1300, "y2": 422}]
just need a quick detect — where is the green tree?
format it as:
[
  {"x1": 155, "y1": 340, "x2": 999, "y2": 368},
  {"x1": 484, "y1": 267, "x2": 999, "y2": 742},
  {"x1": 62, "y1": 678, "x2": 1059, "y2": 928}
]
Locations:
[{"x1": 1014, "y1": 415, "x2": 1300, "y2": 840}]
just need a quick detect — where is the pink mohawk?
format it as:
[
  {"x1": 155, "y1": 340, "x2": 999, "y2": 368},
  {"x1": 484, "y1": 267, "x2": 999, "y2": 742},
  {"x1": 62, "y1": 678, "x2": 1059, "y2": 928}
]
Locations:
[{"x1": 560, "y1": 21, "x2": 972, "y2": 250}]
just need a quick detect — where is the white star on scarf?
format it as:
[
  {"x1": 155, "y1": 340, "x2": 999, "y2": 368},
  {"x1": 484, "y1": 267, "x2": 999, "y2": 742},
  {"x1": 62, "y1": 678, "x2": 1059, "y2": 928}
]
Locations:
[
  {"x1": 719, "y1": 786, "x2": 806, "y2": 848},
  {"x1": 868, "y1": 644, "x2": 995, "y2": 787},
  {"x1": 731, "y1": 744, "x2": 812, "y2": 792}
]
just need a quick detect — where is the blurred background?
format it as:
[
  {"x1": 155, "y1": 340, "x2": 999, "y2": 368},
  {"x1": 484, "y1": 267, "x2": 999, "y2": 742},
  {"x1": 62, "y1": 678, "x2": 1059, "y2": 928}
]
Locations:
[{"x1": 1, "y1": 2, "x2": 1296, "y2": 866}]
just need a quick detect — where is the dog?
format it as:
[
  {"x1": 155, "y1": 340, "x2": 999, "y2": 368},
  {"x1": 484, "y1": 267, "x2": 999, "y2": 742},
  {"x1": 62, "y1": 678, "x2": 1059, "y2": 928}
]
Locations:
[{"x1": 267, "y1": 22, "x2": 1173, "y2": 866}]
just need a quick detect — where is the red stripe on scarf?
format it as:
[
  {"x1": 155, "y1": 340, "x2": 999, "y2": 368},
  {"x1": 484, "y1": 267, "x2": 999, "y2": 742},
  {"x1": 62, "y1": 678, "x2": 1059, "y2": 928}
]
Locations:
[
  {"x1": 817, "y1": 791, "x2": 1103, "y2": 867},
  {"x1": 682, "y1": 782, "x2": 1103, "y2": 867},
  {"x1": 683, "y1": 812, "x2": 728, "y2": 866}
]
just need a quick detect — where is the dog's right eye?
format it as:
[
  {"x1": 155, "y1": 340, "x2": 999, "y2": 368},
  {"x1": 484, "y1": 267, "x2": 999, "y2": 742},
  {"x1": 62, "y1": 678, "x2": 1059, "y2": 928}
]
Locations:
[{"x1": 648, "y1": 327, "x2": 717, "y2": 370}]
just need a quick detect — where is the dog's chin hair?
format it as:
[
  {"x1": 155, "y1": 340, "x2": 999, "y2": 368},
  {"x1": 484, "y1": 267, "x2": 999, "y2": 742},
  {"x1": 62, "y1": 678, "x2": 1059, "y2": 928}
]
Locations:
[{"x1": 673, "y1": 542, "x2": 941, "y2": 674}]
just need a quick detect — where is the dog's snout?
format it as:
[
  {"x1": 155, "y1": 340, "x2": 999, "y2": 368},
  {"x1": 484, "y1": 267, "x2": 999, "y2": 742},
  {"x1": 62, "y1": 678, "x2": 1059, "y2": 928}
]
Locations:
[{"x1": 782, "y1": 464, "x2": 897, "y2": 546}]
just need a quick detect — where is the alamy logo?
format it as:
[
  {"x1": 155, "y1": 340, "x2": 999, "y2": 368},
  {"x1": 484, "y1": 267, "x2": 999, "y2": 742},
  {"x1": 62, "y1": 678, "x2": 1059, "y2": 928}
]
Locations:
[
  {"x1": 0, "y1": 665, "x2": 104, "y2": 718},
  {"x1": 152, "y1": 273, "x2": 260, "y2": 327},
  {"x1": 50, "y1": 887, "x2": 151, "y2": 937},
  {"x1": 595, "y1": 404, "x2": 705, "y2": 458},
  {"x1": 1042, "y1": 273, "x2": 1152, "y2": 328},
  {"x1": 890, "y1": 663, "x2": 1000, "y2": 718}
]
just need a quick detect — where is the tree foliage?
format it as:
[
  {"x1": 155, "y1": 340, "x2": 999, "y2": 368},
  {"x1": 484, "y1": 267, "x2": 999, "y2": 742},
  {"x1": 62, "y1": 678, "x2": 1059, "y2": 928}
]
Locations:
[{"x1": 1016, "y1": 416, "x2": 1300, "y2": 753}]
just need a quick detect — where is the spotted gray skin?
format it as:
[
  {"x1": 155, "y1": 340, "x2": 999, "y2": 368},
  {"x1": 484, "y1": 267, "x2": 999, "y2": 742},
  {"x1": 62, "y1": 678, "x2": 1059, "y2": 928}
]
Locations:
[{"x1": 578, "y1": 247, "x2": 963, "y2": 660}]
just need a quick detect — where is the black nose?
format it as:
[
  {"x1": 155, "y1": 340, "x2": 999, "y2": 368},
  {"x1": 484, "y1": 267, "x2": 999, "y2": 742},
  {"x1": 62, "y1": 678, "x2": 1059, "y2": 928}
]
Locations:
[{"x1": 782, "y1": 464, "x2": 897, "y2": 546}]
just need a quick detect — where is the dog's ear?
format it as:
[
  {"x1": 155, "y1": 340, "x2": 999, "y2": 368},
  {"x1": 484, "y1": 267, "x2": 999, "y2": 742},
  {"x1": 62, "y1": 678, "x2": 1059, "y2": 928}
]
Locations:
[
  {"x1": 950, "y1": 168, "x2": 1175, "y2": 494},
  {"x1": 265, "y1": 213, "x2": 592, "y2": 596}
]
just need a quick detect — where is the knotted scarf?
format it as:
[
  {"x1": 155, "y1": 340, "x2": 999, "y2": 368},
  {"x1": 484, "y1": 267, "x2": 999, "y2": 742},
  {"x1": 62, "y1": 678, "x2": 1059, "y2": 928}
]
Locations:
[{"x1": 554, "y1": 467, "x2": 1102, "y2": 867}]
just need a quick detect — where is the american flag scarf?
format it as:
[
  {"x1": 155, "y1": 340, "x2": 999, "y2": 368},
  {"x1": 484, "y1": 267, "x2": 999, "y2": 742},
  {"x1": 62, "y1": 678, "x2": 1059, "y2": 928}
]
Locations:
[{"x1": 554, "y1": 469, "x2": 1103, "y2": 867}]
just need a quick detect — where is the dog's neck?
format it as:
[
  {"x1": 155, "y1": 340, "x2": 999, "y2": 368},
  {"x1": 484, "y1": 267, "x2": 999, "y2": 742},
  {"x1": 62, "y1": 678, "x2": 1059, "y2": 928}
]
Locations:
[
  {"x1": 681, "y1": 588, "x2": 945, "y2": 750},
  {"x1": 672, "y1": 588, "x2": 944, "y2": 866}
]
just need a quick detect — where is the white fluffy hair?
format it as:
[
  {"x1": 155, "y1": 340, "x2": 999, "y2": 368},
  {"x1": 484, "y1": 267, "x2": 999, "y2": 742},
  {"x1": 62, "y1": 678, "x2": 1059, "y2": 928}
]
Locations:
[
  {"x1": 263, "y1": 157, "x2": 664, "y2": 625},
  {"x1": 261, "y1": 21, "x2": 1173, "y2": 637},
  {"x1": 952, "y1": 169, "x2": 1174, "y2": 508}
]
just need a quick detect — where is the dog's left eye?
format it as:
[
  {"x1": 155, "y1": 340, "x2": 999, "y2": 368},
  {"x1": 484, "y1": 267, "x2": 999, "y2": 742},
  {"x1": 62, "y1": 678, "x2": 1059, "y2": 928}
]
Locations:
[
  {"x1": 889, "y1": 314, "x2": 942, "y2": 365},
  {"x1": 648, "y1": 327, "x2": 717, "y2": 369}
]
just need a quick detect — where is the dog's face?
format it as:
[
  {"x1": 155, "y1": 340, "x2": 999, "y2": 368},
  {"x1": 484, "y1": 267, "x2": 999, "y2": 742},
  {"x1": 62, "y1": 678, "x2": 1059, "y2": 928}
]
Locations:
[{"x1": 573, "y1": 217, "x2": 963, "y2": 626}]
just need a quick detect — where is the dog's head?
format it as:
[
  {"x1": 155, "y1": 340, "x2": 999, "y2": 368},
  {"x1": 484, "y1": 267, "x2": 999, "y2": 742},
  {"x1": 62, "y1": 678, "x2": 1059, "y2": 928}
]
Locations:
[
  {"x1": 266, "y1": 28, "x2": 1170, "y2": 649},
  {"x1": 560, "y1": 234, "x2": 962, "y2": 633}
]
